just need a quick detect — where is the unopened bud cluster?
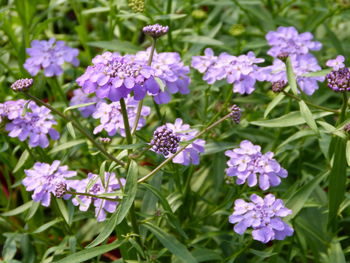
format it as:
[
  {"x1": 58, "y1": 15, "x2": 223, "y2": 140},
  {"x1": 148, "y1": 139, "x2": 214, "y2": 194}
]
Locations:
[
  {"x1": 54, "y1": 182, "x2": 67, "y2": 198},
  {"x1": 272, "y1": 80, "x2": 287, "y2": 93},
  {"x1": 11, "y1": 78, "x2": 33, "y2": 92},
  {"x1": 128, "y1": 0, "x2": 145, "y2": 12},
  {"x1": 229, "y1": 105, "x2": 241, "y2": 124},
  {"x1": 326, "y1": 67, "x2": 350, "y2": 92},
  {"x1": 150, "y1": 126, "x2": 180, "y2": 156},
  {"x1": 143, "y1": 24, "x2": 169, "y2": 38}
]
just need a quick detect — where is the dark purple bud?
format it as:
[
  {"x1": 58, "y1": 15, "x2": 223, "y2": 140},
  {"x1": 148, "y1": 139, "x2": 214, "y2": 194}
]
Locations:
[
  {"x1": 54, "y1": 182, "x2": 67, "y2": 198},
  {"x1": 344, "y1": 123, "x2": 350, "y2": 134},
  {"x1": 277, "y1": 52, "x2": 289, "y2": 62},
  {"x1": 11, "y1": 78, "x2": 33, "y2": 92},
  {"x1": 143, "y1": 24, "x2": 169, "y2": 38},
  {"x1": 229, "y1": 105, "x2": 241, "y2": 124},
  {"x1": 272, "y1": 80, "x2": 287, "y2": 93},
  {"x1": 150, "y1": 125, "x2": 180, "y2": 157},
  {"x1": 99, "y1": 137, "x2": 111, "y2": 143},
  {"x1": 326, "y1": 68, "x2": 350, "y2": 92}
]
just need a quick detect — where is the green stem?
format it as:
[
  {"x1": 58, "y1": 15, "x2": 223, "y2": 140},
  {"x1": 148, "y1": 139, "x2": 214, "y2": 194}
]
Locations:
[
  {"x1": 119, "y1": 98, "x2": 133, "y2": 146},
  {"x1": 23, "y1": 92, "x2": 125, "y2": 166},
  {"x1": 66, "y1": 191, "x2": 119, "y2": 202},
  {"x1": 131, "y1": 38, "x2": 157, "y2": 135},
  {"x1": 138, "y1": 113, "x2": 232, "y2": 183},
  {"x1": 153, "y1": 99, "x2": 162, "y2": 121},
  {"x1": 340, "y1": 92, "x2": 348, "y2": 122},
  {"x1": 283, "y1": 91, "x2": 340, "y2": 114}
]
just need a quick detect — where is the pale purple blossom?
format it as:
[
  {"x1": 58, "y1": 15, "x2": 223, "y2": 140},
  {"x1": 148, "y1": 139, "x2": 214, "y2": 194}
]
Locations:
[
  {"x1": 70, "y1": 88, "x2": 101, "y2": 117},
  {"x1": 192, "y1": 50, "x2": 264, "y2": 94},
  {"x1": 265, "y1": 26, "x2": 321, "y2": 58},
  {"x1": 229, "y1": 193, "x2": 293, "y2": 243},
  {"x1": 135, "y1": 49, "x2": 191, "y2": 104},
  {"x1": 24, "y1": 38, "x2": 79, "y2": 77},
  {"x1": 70, "y1": 172, "x2": 126, "y2": 222},
  {"x1": 76, "y1": 52, "x2": 160, "y2": 102},
  {"x1": 22, "y1": 161, "x2": 77, "y2": 206},
  {"x1": 143, "y1": 24, "x2": 169, "y2": 38},
  {"x1": 2, "y1": 100, "x2": 59, "y2": 148},
  {"x1": 256, "y1": 54, "x2": 324, "y2": 95},
  {"x1": 225, "y1": 140, "x2": 287, "y2": 190},
  {"x1": 326, "y1": 55, "x2": 345, "y2": 71},
  {"x1": 92, "y1": 95, "x2": 150, "y2": 137},
  {"x1": 163, "y1": 118, "x2": 206, "y2": 166}
]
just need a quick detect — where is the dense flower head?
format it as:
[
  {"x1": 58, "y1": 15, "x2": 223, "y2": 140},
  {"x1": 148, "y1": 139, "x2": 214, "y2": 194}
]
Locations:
[
  {"x1": 70, "y1": 172, "x2": 126, "y2": 222},
  {"x1": 1, "y1": 100, "x2": 59, "y2": 148},
  {"x1": 55, "y1": 182, "x2": 67, "y2": 198},
  {"x1": 92, "y1": 95, "x2": 150, "y2": 137},
  {"x1": 24, "y1": 38, "x2": 79, "y2": 77},
  {"x1": 128, "y1": 0, "x2": 145, "y2": 12},
  {"x1": 192, "y1": 49, "x2": 264, "y2": 94},
  {"x1": 229, "y1": 104, "x2": 241, "y2": 124},
  {"x1": 143, "y1": 24, "x2": 169, "y2": 38},
  {"x1": 135, "y1": 48, "x2": 191, "y2": 104},
  {"x1": 162, "y1": 118, "x2": 206, "y2": 166},
  {"x1": 271, "y1": 80, "x2": 287, "y2": 93},
  {"x1": 326, "y1": 55, "x2": 345, "y2": 71},
  {"x1": 229, "y1": 193, "x2": 293, "y2": 243},
  {"x1": 257, "y1": 54, "x2": 324, "y2": 95},
  {"x1": 22, "y1": 161, "x2": 77, "y2": 206},
  {"x1": 150, "y1": 125, "x2": 181, "y2": 156},
  {"x1": 225, "y1": 140, "x2": 287, "y2": 190},
  {"x1": 326, "y1": 67, "x2": 350, "y2": 92},
  {"x1": 266, "y1": 26, "x2": 321, "y2": 58},
  {"x1": 11, "y1": 78, "x2": 33, "y2": 92},
  {"x1": 76, "y1": 52, "x2": 160, "y2": 102},
  {"x1": 70, "y1": 88, "x2": 101, "y2": 117}
]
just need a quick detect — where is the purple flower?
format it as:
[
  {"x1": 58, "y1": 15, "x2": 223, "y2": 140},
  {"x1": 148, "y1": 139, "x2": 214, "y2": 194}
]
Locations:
[
  {"x1": 225, "y1": 140, "x2": 287, "y2": 190},
  {"x1": 266, "y1": 26, "x2": 321, "y2": 58},
  {"x1": 150, "y1": 125, "x2": 181, "y2": 156},
  {"x1": 257, "y1": 54, "x2": 324, "y2": 95},
  {"x1": 229, "y1": 104, "x2": 241, "y2": 124},
  {"x1": 92, "y1": 95, "x2": 150, "y2": 137},
  {"x1": 70, "y1": 88, "x2": 101, "y2": 117},
  {"x1": 326, "y1": 55, "x2": 345, "y2": 71},
  {"x1": 163, "y1": 118, "x2": 206, "y2": 166},
  {"x1": 229, "y1": 193, "x2": 293, "y2": 243},
  {"x1": 326, "y1": 67, "x2": 350, "y2": 92},
  {"x1": 2, "y1": 100, "x2": 59, "y2": 148},
  {"x1": 143, "y1": 24, "x2": 169, "y2": 38},
  {"x1": 192, "y1": 50, "x2": 264, "y2": 94},
  {"x1": 22, "y1": 161, "x2": 77, "y2": 206},
  {"x1": 135, "y1": 49, "x2": 191, "y2": 104},
  {"x1": 76, "y1": 52, "x2": 160, "y2": 102},
  {"x1": 70, "y1": 172, "x2": 126, "y2": 222},
  {"x1": 24, "y1": 38, "x2": 79, "y2": 77},
  {"x1": 11, "y1": 78, "x2": 33, "y2": 92}
]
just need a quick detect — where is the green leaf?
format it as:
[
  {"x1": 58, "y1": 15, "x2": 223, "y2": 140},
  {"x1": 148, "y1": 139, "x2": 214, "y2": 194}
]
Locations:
[
  {"x1": 2, "y1": 201, "x2": 34, "y2": 217},
  {"x1": 49, "y1": 139, "x2": 85, "y2": 154},
  {"x1": 285, "y1": 171, "x2": 327, "y2": 219},
  {"x1": 25, "y1": 201, "x2": 40, "y2": 221},
  {"x1": 328, "y1": 240, "x2": 346, "y2": 263},
  {"x1": 87, "y1": 40, "x2": 142, "y2": 53},
  {"x1": 154, "y1": 14, "x2": 187, "y2": 20},
  {"x1": 250, "y1": 111, "x2": 332, "y2": 128},
  {"x1": 143, "y1": 222, "x2": 197, "y2": 263},
  {"x1": 180, "y1": 36, "x2": 224, "y2": 46},
  {"x1": 82, "y1": 7, "x2": 110, "y2": 15},
  {"x1": 276, "y1": 130, "x2": 315, "y2": 152},
  {"x1": 286, "y1": 56, "x2": 299, "y2": 95},
  {"x1": 53, "y1": 240, "x2": 125, "y2": 263},
  {"x1": 302, "y1": 68, "x2": 332, "y2": 77},
  {"x1": 346, "y1": 141, "x2": 350, "y2": 166},
  {"x1": 328, "y1": 137, "x2": 347, "y2": 229},
  {"x1": 66, "y1": 122, "x2": 76, "y2": 139},
  {"x1": 13, "y1": 149, "x2": 29, "y2": 173},
  {"x1": 55, "y1": 199, "x2": 70, "y2": 225},
  {"x1": 33, "y1": 218, "x2": 63, "y2": 234},
  {"x1": 87, "y1": 161, "x2": 138, "y2": 248},
  {"x1": 264, "y1": 91, "x2": 286, "y2": 118},
  {"x1": 299, "y1": 101, "x2": 318, "y2": 134},
  {"x1": 63, "y1": 102, "x2": 96, "y2": 113}
]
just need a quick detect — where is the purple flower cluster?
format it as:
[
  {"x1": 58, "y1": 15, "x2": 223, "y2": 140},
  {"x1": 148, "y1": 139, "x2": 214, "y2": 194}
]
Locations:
[
  {"x1": 1, "y1": 100, "x2": 59, "y2": 148},
  {"x1": 192, "y1": 49, "x2": 264, "y2": 94},
  {"x1": 135, "y1": 49, "x2": 191, "y2": 104},
  {"x1": 143, "y1": 24, "x2": 169, "y2": 38},
  {"x1": 159, "y1": 118, "x2": 206, "y2": 166},
  {"x1": 22, "y1": 161, "x2": 77, "y2": 207},
  {"x1": 70, "y1": 88, "x2": 101, "y2": 117},
  {"x1": 326, "y1": 67, "x2": 350, "y2": 92},
  {"x1": 229, "y1": 193, "x2": 293, "y2": 243},
  {"x1": 225, "y1": 140, "x2": 287, "y2": 190},
  {"x1": 76, "y1": 52, "x2": 160, "y2": 102},
  {"x1": 257, "y1": 54, "x2": 324, "y2": 95},
  {"x1": 229, "y1": 104, "x2": 241, "y2": 124},
  {"x1": 70, "y1": 172, "x2": 125, "y2": 222},
  {"x1": 92, "y1": 95, "x2": 150, "y2": 137},
  {"x1": 24, "y1": 38, "x2": 79, "y2": 77},
  {"x1": 266, "y1": 26, "x2": 321, "y2": 58}
]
